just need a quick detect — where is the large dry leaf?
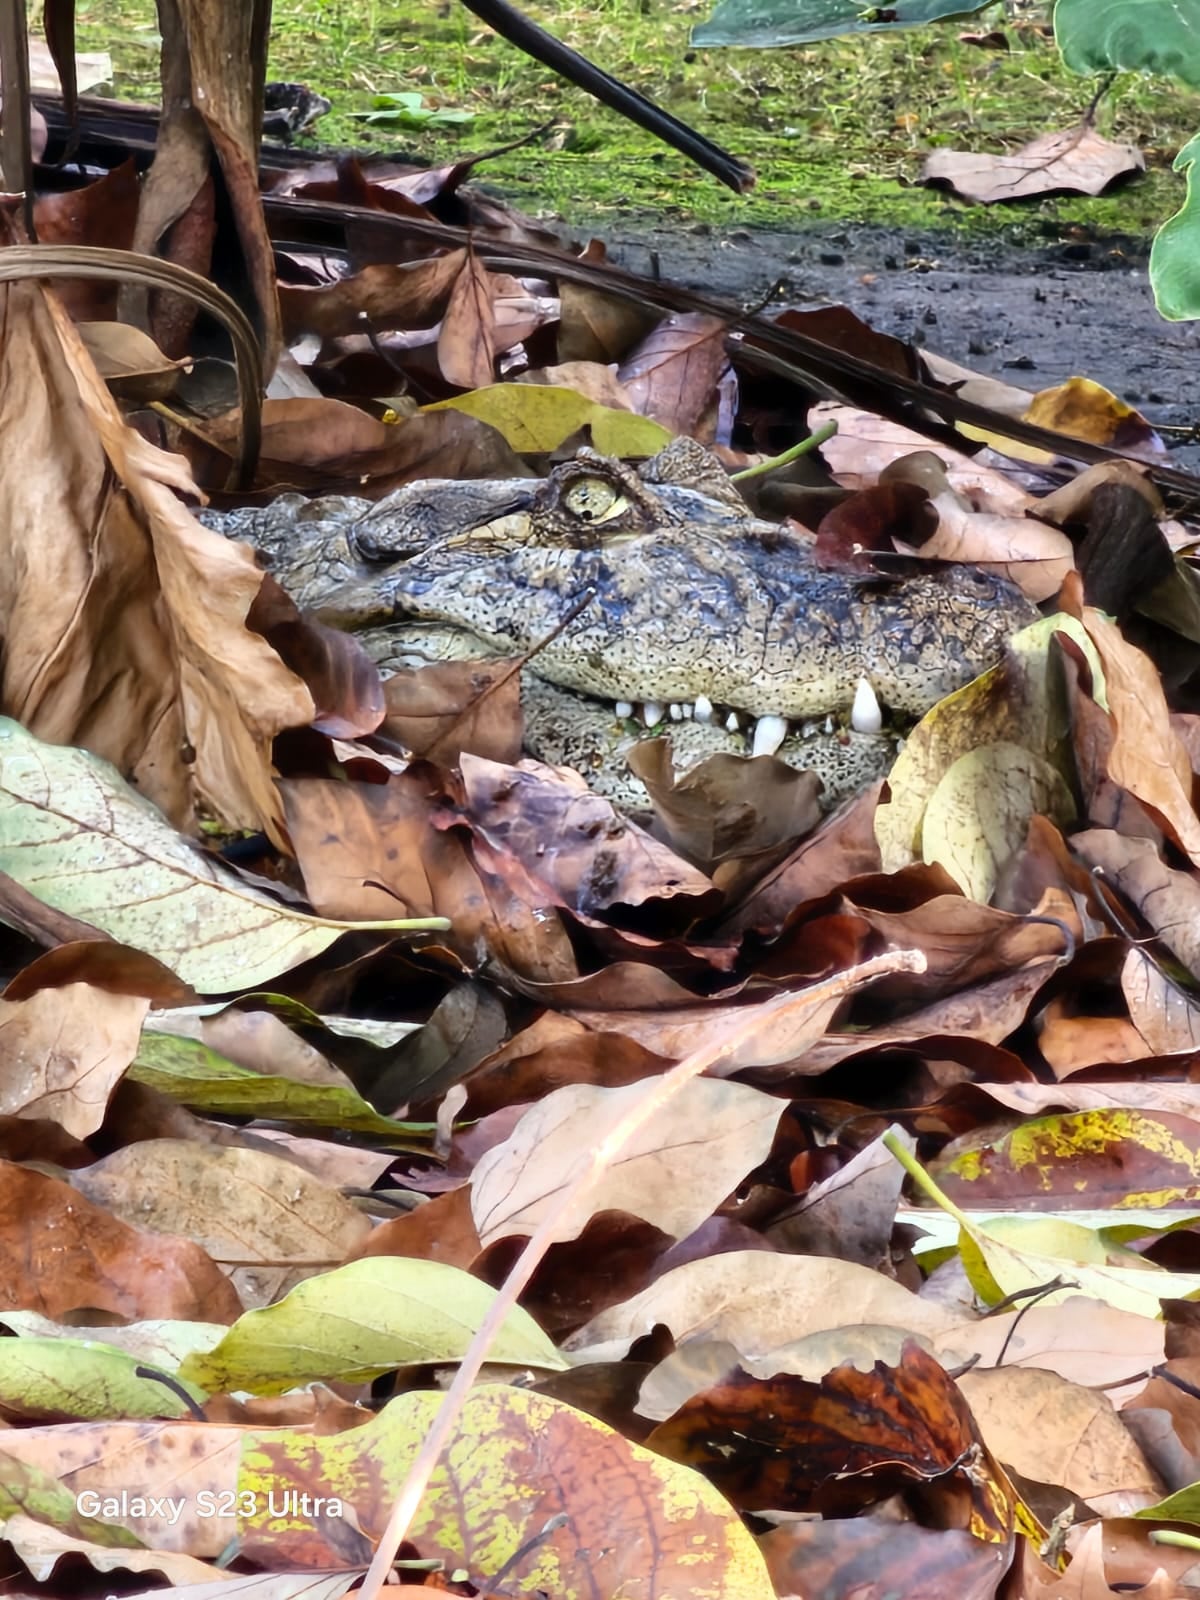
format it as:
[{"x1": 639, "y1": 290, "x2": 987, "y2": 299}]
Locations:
[
  {"x1": 1078, "y1": 609, "x2": 1200, "y2": 865},
  {"x1": 0, "y1": 1161, "x2": 241, "y2": 1322},
  {"x1": 617, "y1": 313, "x2": 731, "y2": 436},
  {"x1": 814, "y1": 401, "x2": 1036, "y2": 512},
  {"x1": 73, "y1": 1140, "x2": 373, "y2": 1308},
  {"x1": 0, "y1": 982, "x2": 148, "y2": 1138},
  {"x1": 281, "y1": 771, "x2": 582, "y2": 986},
  {"x1": 279, "y1": 249, "x2": 466, "y2": 339},
  {"x1": 885, "y1": 452, "x2": 1074, "y2": 601},
  {"x1": 0, "y1": 277, "x2": 313, "y2": 837},
  {"x1": 567, "y1": 1251, "x2": 960, "y2": 1360},
  {"x1": 1121, "y1": 946, "x2": 1200, "y2": 1054},
  {"x1": 459, "y1": 754, "x2": 719, "y2": 917},
  {"x1": 172, "y1": 0, "x2": 281, "y2": 369},
  {"x1": 437, "y1": 247, "x2": 497, "y2": 390},
  {"x1": 470, "y1": 1078, "x2": 784, "y2": 1247},
  {"x1": 957, "y1": 1365, "x2": 1161, "y2": 1515},
  {"x1": 923, "y1": 124, "x2": 1144, "y2": 203}
]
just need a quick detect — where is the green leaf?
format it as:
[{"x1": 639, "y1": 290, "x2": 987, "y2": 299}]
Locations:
[
  {"x1": 691, "y1": 0, "x2": 991, "y2": 50},
  {"x1": 350, "y1": 91, "x2": 475, "y2": 128},
  {"x1": 131, "y1": 1032, "x2": 434, "y2": 1146},
  {"x1": 0, "y1": 719, "x2": 448, "y2": 992},
  {"x1": 0, "y1": 1447, "x2": 142, "y2": 1546},
  {"x1": 0, "y1": 1337, "x2": 207, "y2": 1421},
  {"x1": 424, "y1": 383, "x2": 673, "y2": 456},
  {"x1": 1056, "y1": 0, "x2": 1200, "y2": 88},
  {"x1": 885, "y1": 1133, "x2": 1200, "y2": 1318},
  {"x1": 1151, "y1": 132, "x2": 1200, "y2": 320},
  {"x1": 1137, "y1": 1482, "x2": 1200, "y2": 1524},
  {"x1": 178, "y1": 1257, "x2": 568, "y2": 1395},
  {"x1": 0, "y1": 1311, "x2": 228, "y2": 1369}
]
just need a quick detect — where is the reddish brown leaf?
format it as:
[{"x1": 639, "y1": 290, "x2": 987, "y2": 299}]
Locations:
[
  {"x1": 437, "y1": 247, "x2": 497, "y2": 390},
  {"x1": 0, "y1": 1161, "x2": 241, "y2": 1321}
]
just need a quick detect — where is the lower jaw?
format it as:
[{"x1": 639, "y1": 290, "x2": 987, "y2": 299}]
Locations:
[{"x1": 519, "y1": 677, "x2": 898, "y2": 814}]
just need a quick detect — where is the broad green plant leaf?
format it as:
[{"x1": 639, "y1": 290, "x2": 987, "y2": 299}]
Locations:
[
  {"x1": 1151, "y1": 133, "x2": 1200, "y2": 320},
  {"x1": 0, "y1": 1337, "x2": 207, "y2": 1421},
  {"x1": 0, "y1": 719, "x2": 447, "y2": 992},
  {"x1": 236, "y1": 1388, "x2": 775, "y2": 1596},
  {"x1": 425, "y1": 383, "x2": 673, "y2": 455},
  {"x1": 691, "y1": 0, "x2": 991, "y2": 49},
  {"x1": 131, "y1": 1032, "x2": 434, "y2": 1146},
  {"x1": 1056, "y1": 0, "x2": 1200, "y2": 88},
  {"x1": 1137, "y1": 1483, "x2": 1200, "y2": 1524},
  {"x1": 179, "y1": 1257, "x2": 567, "y2": 1394},
  {"x1": 901, "y1": 1207, "x2": 1200, "y2": 1256}
]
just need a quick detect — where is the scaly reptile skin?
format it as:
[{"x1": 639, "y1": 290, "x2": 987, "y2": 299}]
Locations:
[{"x1": 204, "y1": 438, "x2": 1038, "y2": 807}]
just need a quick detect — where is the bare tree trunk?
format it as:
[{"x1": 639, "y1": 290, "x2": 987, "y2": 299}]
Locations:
[{"x1": 122, "y1": 0, "x2": 279, "y2": 373}]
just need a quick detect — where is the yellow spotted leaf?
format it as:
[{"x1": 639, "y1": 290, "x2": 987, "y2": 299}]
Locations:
[{"x1": 235, "y1": 1388, "x2": 775, "y2": 1597}]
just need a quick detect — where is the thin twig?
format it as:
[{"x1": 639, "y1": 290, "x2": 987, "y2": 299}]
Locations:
[{"x1": 355, "y1": 946, "x2": 926, "y2": 1600}]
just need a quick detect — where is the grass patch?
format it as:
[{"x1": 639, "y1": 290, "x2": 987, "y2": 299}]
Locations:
[{"x1": 61, "y1": 0, "x2": 1200, "y2": 239}]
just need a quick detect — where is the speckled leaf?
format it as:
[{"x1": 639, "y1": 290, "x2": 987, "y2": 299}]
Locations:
[
  {"x1": 0, "y1": 1447, "x2": 142, "y2": 1547},
  {"x1": 236, "y1": 1388, "x2": 775, "y2": 1597},
  {"x1": 877, "y1": 614, "x2": 1100, "y2": 871},
  {"x1": 179, "y1": 1257, "x2": 566, "y2": 1395},
  {"x1": 425, "y1": 383, "x2": 672, "y2": 454},
  {"x1": 920, "y1": 740, "x2": 1074, "y2": 902},
  {"x1": 0, "y1": 718, "x2": 447, "y2": 992},
  {"x1": 931, "y1": 1109, "x2": 1200, "y2": 1210},
  {"x1": 0, "y1": 1336, "x2": 207, "y2": 1421},
  {"x1": 130, "y1": 1032, "x2": 432, "y2": 1146}
]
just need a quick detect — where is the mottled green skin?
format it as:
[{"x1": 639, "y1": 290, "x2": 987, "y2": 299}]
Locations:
[
  {"x1": 320, "y1": 443, "x2": 1038, "y2": 720},
  {"x1": 207, "y1": 440, "x2": 1039, "y2": 807}
]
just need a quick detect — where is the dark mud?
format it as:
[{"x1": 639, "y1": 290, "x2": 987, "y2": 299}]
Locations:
[{"x1": 587, "y1": 219, "x2": 1200, "y2": 470}]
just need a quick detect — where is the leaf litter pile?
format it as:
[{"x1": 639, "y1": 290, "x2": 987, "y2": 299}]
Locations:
[{"x1": 12, "y1": 106, "x2": 1200, "y2": 1600}]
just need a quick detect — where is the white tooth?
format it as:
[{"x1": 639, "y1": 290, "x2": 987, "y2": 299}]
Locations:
[
  {"x1": 693, "y1": 695, "x2": 713, "y2": 724},
  {"x1": 851, "y1": 677, "x2": 883, "y2": 733},
  {"x1": 682, "y1": 703, "x2": 694, "y2": 719},
  {"x1": 669, "y1": 702, "x2": 684, "y2": 721},
  {"x1": 642, "y1": 700, "x2": 665, "y2": 728},
  {"x1": 615, "y1": 700, "x2": 634, "y2": 720},
  {"x1": 751, "y1": 714, "x2": 788, "y2": 758},
  {"x1": 725, "y1": 711, "x2": 740, "y2": 733},
  {"x1": 824, "y1": 715, "x2": 834, "y2": 734}
]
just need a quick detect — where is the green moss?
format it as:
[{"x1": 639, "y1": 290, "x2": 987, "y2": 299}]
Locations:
[{"x1": 63, "y1": 0, "x2": 1200, "y2": 240}]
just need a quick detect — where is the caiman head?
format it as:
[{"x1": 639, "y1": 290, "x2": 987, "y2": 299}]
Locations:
[{"x1": 314, "y1": 439, "x2": 1039, "y2": 739}]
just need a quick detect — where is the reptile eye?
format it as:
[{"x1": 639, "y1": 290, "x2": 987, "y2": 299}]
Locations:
[{"x1": 563, "y1": 477, "x2": 628, "y2": 524}]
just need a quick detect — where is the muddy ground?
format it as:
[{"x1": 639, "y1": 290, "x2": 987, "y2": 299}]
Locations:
[{"x1": 582, "y1": 218, "x2": 1200, "y2": 470}]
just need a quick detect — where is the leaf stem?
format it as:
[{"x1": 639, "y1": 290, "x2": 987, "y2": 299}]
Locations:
[
  {"x1": 881, "y1": 1129, "x2": 972, "y2": 1229},
  {"x1": 730, "y1": 420, "x2": 838, "y2": 482}
]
